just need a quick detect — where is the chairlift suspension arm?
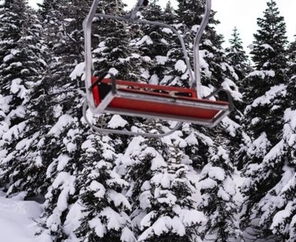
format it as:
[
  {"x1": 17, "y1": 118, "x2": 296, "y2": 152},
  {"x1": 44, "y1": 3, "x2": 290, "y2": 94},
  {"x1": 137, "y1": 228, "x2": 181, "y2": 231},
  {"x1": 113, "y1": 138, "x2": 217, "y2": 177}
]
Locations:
[{"x1": 193, "y1": 0, "x2": 212, "y2": 98}]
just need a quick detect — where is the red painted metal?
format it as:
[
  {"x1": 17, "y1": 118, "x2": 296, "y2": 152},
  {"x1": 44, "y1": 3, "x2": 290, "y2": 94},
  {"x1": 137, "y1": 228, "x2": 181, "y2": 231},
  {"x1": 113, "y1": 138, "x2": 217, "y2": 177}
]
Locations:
[{"x1": 91, "y1": 77, "x2": 228, "y2": 120}]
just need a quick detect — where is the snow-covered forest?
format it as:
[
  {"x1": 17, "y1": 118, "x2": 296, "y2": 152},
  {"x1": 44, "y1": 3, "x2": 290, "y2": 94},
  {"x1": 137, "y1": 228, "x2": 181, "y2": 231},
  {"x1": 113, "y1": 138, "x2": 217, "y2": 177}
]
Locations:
[{"x1": 1, "y1": 0, "x2": 296, "y2": 241}]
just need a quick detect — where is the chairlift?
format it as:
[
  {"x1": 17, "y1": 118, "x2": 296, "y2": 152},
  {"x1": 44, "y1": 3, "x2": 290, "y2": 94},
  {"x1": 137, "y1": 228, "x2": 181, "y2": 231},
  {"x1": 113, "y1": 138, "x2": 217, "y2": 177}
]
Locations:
[{"x1": 83, "y1": 0, "x2": 233, "y2": 137}]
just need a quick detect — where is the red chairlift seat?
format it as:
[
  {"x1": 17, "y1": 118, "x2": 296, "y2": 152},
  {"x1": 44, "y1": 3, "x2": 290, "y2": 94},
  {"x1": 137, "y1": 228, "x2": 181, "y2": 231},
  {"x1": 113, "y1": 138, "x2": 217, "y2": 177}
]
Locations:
[
  {"x1": 83, "y1": 0, "x2": 233, "y2": 137},
  {"x1": 90, "y1": 74, "x2": 231, "y2": 127}
]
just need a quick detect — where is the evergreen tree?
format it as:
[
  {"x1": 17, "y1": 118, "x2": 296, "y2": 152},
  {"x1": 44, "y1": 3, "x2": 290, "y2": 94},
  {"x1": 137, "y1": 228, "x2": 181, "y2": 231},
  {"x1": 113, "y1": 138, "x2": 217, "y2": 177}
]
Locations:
[
  {"x1": 120, "y1": 136, "x2": 205, "y2": 242},
  {"x1": 226, "y1": 27, "x2": 250, "y2": 81},
  {"x1": 37, "y1": 0, "x2": 150, "y2": 240},
  {"x1": 0, "y1": 0, "x2": 48, "y2": 196},
  {"x1": 138, "y1": 0, "x2": 174, "y2": 85},
  {"x1": 199, "y1": 144, "x2": 242, "y2": 241},
  {"x1": 240, "y1": 0, "x2": 292, "y2": 240},
  {"x1": 75, "y1": 133, "x2": 135, "y2": 242},
  {"x1": 173, "y1": 0, "x2": 244, "y2": 239},
  {"x1": 92, "y1": 0, "x2": 147, "y2": 82},
  {"x1": 250, "y1": 0, "x2": 288, "y2": 72},
  {"x1": 287, "y1": 36, "x2": 296, "y2": 80},
  {"x1": 249, "y1": 35, "x2": 296, "y2": 241},
  {"x1": 35, "y1": 0, "x2": 99, "y2": 239}
]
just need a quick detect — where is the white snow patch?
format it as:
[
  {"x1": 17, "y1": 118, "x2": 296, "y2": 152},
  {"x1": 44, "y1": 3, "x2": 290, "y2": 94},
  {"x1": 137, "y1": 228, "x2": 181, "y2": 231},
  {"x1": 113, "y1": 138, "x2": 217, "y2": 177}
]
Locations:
[
  {"x1": 10, "y1": 78, "x2": 27, "y2": 99},
  {"x1": 175, "y1": 60, "x2": 187, "y2": 73},
  {"x1": 70, "y1": 62, "x2": 85, "y2": 80},
  {"x1": 139, "y1": 216, "x2": 186, "y2": 241},
  {"x1": 250, "y1": 84, "x2": 286, "y2": 109},
  {"x1": 247, "y1": 70, "x2": 275, "y2": 79},
  {"x1": 136, "y1": 35, "x2": 153, "y2": 46},
  {"x1": 107, "y1": 115, "x2": 128, "y2": 128},
  {"x1": 162, "y1": 27, "x2": 173, "y2": 34},
  {"x1": 108, "y1": 67, "x2": 119, "y2": 76},
  {"x1": 0, "y1": 191, "x2": 49, "y2": 242},
  {"x1": 155, "y1": 55, "x2": 167, "y2": 65},
  {"x1": 48, "y1": 114, "x2": 74, "y2": 136},
  {"x1": 3, "y1": 53, "x2": 14, "y2": 62},
  {"x1": 89, "y1": 181, "x2": 106, "y2": 198},
  {"x1": 208, "y1": 166, "x2": 226, "y2": 181},
  {"x1": 57, "y1": 154, "x2": 71, "y2": 171},
  {"x1": 261, "y1": 44, "x2": 274, "y2": 51},
  {"x1": 89, "y1": 218, "x2": 106, "y2": 237}
]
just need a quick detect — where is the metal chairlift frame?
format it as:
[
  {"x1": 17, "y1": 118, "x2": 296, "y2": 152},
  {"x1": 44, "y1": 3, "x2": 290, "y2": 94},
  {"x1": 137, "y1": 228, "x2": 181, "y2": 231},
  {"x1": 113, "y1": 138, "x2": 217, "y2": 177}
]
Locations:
[{"x1": 83, "y1": 0, "x2": 232, "y2": 137}]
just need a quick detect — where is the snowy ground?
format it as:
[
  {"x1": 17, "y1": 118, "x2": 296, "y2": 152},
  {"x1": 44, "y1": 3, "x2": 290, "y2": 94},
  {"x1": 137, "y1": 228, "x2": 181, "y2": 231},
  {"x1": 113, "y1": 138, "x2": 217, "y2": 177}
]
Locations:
[{"x1": 0, "y1": 191, "x2": 45, "y2": 242}]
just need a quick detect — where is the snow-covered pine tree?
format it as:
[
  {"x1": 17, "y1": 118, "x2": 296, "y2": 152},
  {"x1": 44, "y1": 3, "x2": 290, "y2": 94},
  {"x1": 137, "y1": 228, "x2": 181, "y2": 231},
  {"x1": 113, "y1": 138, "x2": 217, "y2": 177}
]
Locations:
[
  {"x1": 34, "y1": 0, "x2": 98, "y2": 240},
  {"x1": 240, "y1": 0, "x2": 291, "y2": 240},
  {"x1": 237, "y1": 34, "x2": 296, "y2": 242},
  {"x1": 120, "y1": 135, "x2": 205, "y2": 242},
  {"x1": 287, "y1": 36, "x2": 296, "y2": 81},
  {"x1": 172, "y1": 0, "x2": 244, "y2": 238},
  {"x1": 199, "y1": 143, "x2": 242, "y2": 241},
  {"x1": 225, "y1": 26, "x2": 251, "y2": 125},
  {"x1": 92, "y1": 0, "x2": 146, "y2": 82},
  {"x1": 225, "y1": 27, "x2": 250, "y2": 82},
  {"x1": 0, "y1": 0, "x2": 48, "y2": 196},
  {"x1": 75, "y1": 133, "x2": 135, "y2": 242},
  {"x1": 137, "y1": 0, "x2": 175, "y2": 85},
  {"x1": 243, "y1": 0, "x2": 288, "y2": 101},
  {"x1": 37, "y1": 0, "x2": 152, "y2": 240}
]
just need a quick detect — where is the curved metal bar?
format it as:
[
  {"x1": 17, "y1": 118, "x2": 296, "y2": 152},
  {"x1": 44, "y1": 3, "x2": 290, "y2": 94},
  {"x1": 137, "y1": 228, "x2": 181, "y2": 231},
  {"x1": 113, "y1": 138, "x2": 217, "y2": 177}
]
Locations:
[
  {"x1": 129, "y1": 0, "x2": 144, "y2": 20},
  {"x1": 82, "y1": 98, "x2": 183, "y2": 138},
  {"x1": 83, "y1": 0, "x2": 100, "y2": 111},
  {"x1": 204, "y1": 87, "x2": 235, "y2": 112},
  {"x1": 192, "y1": 0, "x2": 212, "y2": 97}
]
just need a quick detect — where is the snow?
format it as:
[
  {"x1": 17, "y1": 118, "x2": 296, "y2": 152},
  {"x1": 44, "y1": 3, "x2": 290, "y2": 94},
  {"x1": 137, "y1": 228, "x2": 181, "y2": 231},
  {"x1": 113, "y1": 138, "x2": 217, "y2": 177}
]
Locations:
[
  {"x1": 57, "y1": 154, "x2": 71, "y2": 171},
  {"x1": 48, "y1": 114, "x2": 74, "y2": 136},
  {"x1": 100, "y1": 207, "x2": 127, "y2": 230},
  {"x1": 0, "y1": 191, "x2": 50, "y2": 242},
  {"x1": 247, "y1": 69, "x2": 275, "y2": 79},
  {"x1": 63, "y1": 202, "x2": 84, "y2": 241},
  {"x1": 155, "y1": 55, "x2": 167, "y2": 65},
  {"x1": 249, "y1": 84, "x2": 287, "y2": 109},
  {"x1": 89, "y1": 217, "x2": 106, "y2": 237},
  {"x1": 3, "y1": 53, "x2": 14, "y2": 62},
  {"x1": 2, "y1": 120, "x2": 26, "y2": 141},
  {"x1": 162, "y1": 27, "x2": 173, "y2": 35},
  {"x1": 136, "y1": 35, "x2": 153, "y2": 46},
  {"x1": 149, "y1": 74, "x2": 159, "y2": 85},
  {"x1": 139, "y1": 190, "x2": 152, "y2": 209},
  {"x1": 221, "y1": 77, "x2": 242, "y2": 101},
  {"x1": 174, "y1": 59, "x2": 187, "y2": 73},
  {"x1": 50, "y1": 172, "x2": 76, "y2": 212},
  {"x1": 139, "y1": 216, "x2": 186, "y2": 240},
  {"x1": 109, "y1": 67, "x2": 119, "y2": 76},
  {"x1": 89, "y1": 180, "x2": 106, "y2": 198},
  {"x1": 107, "y1": 115, "x2": 128, "y2": 128},
  {"x1": 70, "y1": 62, "x2": 85, "y2": 80},
  {"x1": 204, "y1": 164, "x2": 226, "y2": 181},
  {"x1": 271, "y1": 202, "x2": 293, "y2": 232},
  {"x1": 261, "y1": 43, "x2": 274, "y2": 51},
  {"x1": 247, "y1": 132, "x2": 271, "y2": 157}
]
